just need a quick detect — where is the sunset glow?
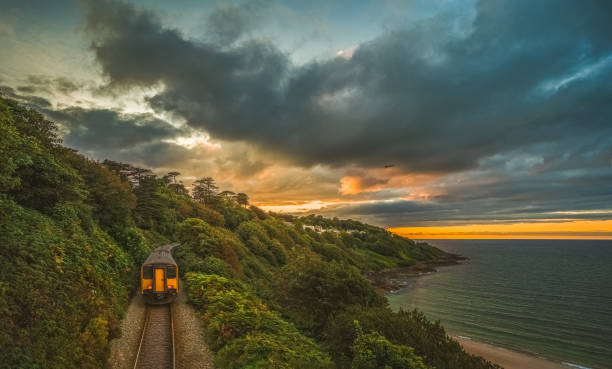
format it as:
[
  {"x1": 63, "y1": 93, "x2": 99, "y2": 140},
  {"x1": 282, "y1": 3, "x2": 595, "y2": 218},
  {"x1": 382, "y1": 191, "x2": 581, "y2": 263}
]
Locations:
[{"x1": 389, "y1": 220, "x2": 612, "y2": 239}]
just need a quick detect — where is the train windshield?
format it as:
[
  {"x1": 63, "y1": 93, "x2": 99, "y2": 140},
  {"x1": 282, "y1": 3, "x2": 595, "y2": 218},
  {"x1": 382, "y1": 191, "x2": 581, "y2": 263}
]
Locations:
[
  {"x1": 167, "y1": 266, "x2": 177, "y2": 279},
  {"x1": 143, "y1": 266, "x2": 153, "y2": 279}
]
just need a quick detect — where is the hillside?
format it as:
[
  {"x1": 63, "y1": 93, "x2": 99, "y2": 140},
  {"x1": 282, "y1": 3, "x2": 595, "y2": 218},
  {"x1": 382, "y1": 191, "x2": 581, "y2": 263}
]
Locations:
[{"x1": 0, "y1": 96, "x2": 499, "y2": 368}]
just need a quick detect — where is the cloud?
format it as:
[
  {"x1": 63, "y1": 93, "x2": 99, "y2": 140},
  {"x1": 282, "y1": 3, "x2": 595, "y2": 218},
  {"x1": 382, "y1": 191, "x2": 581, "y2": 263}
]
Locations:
[
  {"x1": 81, "y1": 0, "x2": 612, "y2": 178},
  {"x1": 339, "y1": 176, "x2": 389, "y2": 195},
  {"x1": 213, "y1": 150, "x2": 268, "y2": 179},
  {"x1": 44, "y1": 107, "x2": 183, "y2": 150},
  {"x1": 8, "y1": 75, "x2": 88, "y2": 99},
  {"x1": 0, "y1": 85, "x2": 52, "y2": 107},
  {"x1": 313, "y1": 160, "x2": 612, "y2": 227},
  {"x1": 25, "y1": 75, "x2": 81, "y2": 95}
]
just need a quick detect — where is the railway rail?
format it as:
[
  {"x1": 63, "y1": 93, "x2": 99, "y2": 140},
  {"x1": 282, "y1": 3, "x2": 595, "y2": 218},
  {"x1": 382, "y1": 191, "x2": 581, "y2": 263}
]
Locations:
[{"x1": 133, "y1": 304, "x2": 175, "y2": 369}]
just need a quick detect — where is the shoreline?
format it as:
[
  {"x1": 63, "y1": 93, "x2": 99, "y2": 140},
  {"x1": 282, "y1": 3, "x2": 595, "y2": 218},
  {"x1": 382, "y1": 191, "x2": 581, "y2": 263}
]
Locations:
[
  {"x1": 371, "y1": 258, "x2": 595, "y2": 369},
  {"x1": 454, "y1": 336, "x2": 589, "y2": 369},
  {"x1": 365, "y1": 254, "x2": 466, "y2": 292}
]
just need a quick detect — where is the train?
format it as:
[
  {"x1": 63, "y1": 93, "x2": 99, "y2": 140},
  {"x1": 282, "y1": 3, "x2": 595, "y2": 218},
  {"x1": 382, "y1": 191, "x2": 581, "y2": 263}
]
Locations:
[{"x1": 140, "y1": 243, "x2": 180, "y2": 304}]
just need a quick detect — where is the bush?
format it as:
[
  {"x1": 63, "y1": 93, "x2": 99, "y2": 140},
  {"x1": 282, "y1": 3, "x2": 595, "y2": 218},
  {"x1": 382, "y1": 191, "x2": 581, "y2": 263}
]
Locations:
[
  {"x1": 323, "y1": 306, "x2": 501, "y2": 369},
  {"x1": 218, "y1": 333, "x2": 333, "y2": 369},
  {"x1": 351, "y1": 324, "x2": 429, "y2": 369},
  {"x1": 192, "y1": 257, "x2": 236, "y2": 278},
  {"x1": 275, "y1": 259, "x2": 386, "y2": 333},
  {"x1": 185, "y1": 273, "x2": 333, "y2": 369},
  {"x1": 0, "y1": 197, "x2": 132, "y2": 369}
]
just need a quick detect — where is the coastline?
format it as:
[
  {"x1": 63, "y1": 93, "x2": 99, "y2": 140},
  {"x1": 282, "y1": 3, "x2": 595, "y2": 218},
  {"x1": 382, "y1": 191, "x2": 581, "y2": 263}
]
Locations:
[
  {"x1": 365, "y1": 254, "x2": 466, "y2": 292},
  {"x1": 373, "y1": 256, "x2": 595, "y2": 369},
  {"x1": 454, "y1": 336, "x2": 585, "y2": 369}
]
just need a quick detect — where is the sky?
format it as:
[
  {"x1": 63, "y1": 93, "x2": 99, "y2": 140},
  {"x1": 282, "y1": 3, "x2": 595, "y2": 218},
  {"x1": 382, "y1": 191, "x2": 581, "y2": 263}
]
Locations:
[{"x1": 1, "y1": 0, "x2": 611, "y2": 238}]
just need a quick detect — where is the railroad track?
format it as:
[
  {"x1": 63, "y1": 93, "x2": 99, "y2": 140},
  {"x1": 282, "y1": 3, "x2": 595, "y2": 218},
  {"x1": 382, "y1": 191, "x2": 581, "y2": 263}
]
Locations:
[{"x1": 133, "y1": 304, "x2": 175, "y2": 369}]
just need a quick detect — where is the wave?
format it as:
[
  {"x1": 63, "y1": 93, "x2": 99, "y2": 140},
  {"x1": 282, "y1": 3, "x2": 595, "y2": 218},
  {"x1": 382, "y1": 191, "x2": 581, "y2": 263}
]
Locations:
[{"x1": 562, "y1": 362, "x2": 593, "y2": 369}]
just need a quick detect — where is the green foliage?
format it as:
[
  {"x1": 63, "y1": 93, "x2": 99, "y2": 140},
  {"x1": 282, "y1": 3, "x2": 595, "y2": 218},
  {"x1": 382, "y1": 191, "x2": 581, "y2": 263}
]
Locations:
[
  {"x1": 175, "y1": 210, "x2": 497, "y2": 369},
  {"x1": 1, "y1": 98, "x2": 61, "y2": 148},
  {"x1": 0, "y1": 109, "x2": 30, "y2": 192},
  {"x1": 111, "y1": 226, "x2": 153, "y2": 264},
  {"x1": 61, "y1": 151, "x2": 136, "y2": 231},
  {"x1": 0, "y1": 197, "x2": 131, "y2": 369},
  {"x1": 176, "y1": 212, "x2": 495, "y2": 369},
  {"x1": 185, "y1": 273, "x2": 334, "y2": 369},
  {"x1": 186, "y1": 256, "x2": 236, "y2": 278},
  {"x1": 235, "y1": 192, "x2": 249, "y2": 207},
  {"x1": 237, "y1": 220, "x2": 287, "y2": 266},
  {"x1": 351, "y1": 323, "x2": 429, "y2": 369},
  {"x1": 191, "y1": 201, "x2": 226, "y2": 227},
  {"x1": 192, "y1": 176, "x2": 218, "y2": 205},
  {"x1": 323, "y1": 307, "x2": 501, "y2": 369},
  {"x1": 275, "y1": 259, "x2": 386, "y2": 333},
  {"x1": 0, "y1": 98, "x2": 86, "y2": 213},
  {"x1": 212, "y1": 197, "x2": 254, "y2": 229},
  {"x1": 0, "y1": 97, "x2": 137, "y2": 368},
  {"x1": 177, "y1": 218, "x2": 245, "y2": 276}
]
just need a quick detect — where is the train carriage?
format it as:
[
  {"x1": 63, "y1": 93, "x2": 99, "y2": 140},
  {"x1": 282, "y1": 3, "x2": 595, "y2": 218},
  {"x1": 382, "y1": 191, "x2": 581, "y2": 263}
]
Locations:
[{"x1": 140, "y1": 243, "x2": 179, "y2": 304}]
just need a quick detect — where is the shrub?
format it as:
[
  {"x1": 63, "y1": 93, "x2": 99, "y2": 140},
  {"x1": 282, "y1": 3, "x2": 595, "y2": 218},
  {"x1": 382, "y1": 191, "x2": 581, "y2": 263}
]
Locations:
[
  {"x1": 351, "y1": 325, "x2": 429, "y2": 369},
  {"x1": 275, "y1": 259, "x2": 386, "y2": 333},
  {"x1": 185, "y1": 273, "x2": 333, "y2": 369}
]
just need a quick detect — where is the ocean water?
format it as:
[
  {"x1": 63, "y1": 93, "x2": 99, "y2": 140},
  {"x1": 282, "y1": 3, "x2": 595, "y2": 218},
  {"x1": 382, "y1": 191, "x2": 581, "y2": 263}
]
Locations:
[{"x1": 386, "y1": 239, "x2": 612, "y2": 369}]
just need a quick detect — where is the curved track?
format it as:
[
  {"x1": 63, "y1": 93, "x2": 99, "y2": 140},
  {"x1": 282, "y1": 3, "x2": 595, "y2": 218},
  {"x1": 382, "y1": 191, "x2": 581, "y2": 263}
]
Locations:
[{"x1": 133, "y1": 304, "x2": 175, "y2": 369}]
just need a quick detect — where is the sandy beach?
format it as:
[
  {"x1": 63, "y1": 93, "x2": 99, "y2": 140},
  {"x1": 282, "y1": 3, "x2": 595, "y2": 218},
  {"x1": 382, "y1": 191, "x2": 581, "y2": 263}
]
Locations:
[{"x1": 455, "y1": 336, "x2": 572, "y2": 369}]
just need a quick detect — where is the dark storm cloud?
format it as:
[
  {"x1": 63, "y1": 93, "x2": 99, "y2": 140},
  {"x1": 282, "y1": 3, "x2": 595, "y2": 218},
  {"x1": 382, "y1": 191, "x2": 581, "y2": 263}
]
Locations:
[
  {"x1": 25, "y1": 102, "x2": 192, "y2": 168},
  {"x1": 83, "y1": 0, "x2": 612, "y2": 174},
  {"x1": 43, "y1": 107, "x2": 183, "y2": 150},
  {"x1": 214, "y1": 152, "x2": 268, "y2": 178},
  {"x1": 113, "y1": 140, "x2": 193, "y2": 168}
]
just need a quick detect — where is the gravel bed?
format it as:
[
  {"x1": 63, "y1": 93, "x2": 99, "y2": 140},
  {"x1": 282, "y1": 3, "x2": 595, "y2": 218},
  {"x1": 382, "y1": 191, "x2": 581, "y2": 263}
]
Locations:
[
  {"x1": 107, "y1": 294, "x2": 147, "y2": 369},
  {"x1": 173, "y1": 284, "x2": 216, "y2": 369},
  {"x1": 107, "y1": 285, "x2": 215, "y2": 369}
]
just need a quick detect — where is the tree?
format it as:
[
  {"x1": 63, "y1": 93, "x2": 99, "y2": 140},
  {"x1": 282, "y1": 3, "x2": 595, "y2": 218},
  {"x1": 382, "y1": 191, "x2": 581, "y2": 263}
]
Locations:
[
  {"x1": 4, "y1": 98, "x2": 62, "y2": 148},
  {"x1": 236, "y1": 192, "x2": 249, "y2": 207},
  {"x1": 218, "y1": 190, "x2": 235, "y2": 198},
  {"x1": 168, "y1": 181, "x2": 189, "y2": 195},
  {"x1": 192, "y1": 177, "x2": 218, "y2": 205},
  {"x1": 166, "y1": 171, "x2": 180, "y2": 184},
  {"x1": 130, "y1": 167, "x2": 153, "y2": 186}
]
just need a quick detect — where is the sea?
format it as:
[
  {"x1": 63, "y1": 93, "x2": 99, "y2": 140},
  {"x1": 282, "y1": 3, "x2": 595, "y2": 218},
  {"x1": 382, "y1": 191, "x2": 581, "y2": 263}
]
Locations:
[{"x1": 386, "y1": 239, "x2": 612, "y2": 369}]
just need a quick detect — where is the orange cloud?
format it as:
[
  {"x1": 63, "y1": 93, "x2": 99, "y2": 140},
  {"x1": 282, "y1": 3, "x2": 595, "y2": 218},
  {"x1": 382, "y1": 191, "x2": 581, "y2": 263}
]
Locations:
[
  {"x1": 389, "y1": 220, "x2": 612, "y2": 239},
  {"x1": 339, "y1": 169, "x2": 438, "y2": 195},
  {"x1": 339, "y1": 176, "x2": 387, "y2": 195}
]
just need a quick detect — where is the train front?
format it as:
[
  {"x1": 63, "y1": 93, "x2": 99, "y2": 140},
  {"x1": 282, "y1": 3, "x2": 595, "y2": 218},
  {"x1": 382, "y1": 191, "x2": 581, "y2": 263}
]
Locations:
[{"x1": 140, "y1": 246, "x2": 179, "y2": 304}]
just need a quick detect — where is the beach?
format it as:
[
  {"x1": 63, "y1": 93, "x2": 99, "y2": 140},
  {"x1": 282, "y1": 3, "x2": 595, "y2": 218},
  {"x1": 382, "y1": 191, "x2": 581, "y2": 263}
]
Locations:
[{"x1": 456, "y1": 336, "x2": 573, "y2": 369}]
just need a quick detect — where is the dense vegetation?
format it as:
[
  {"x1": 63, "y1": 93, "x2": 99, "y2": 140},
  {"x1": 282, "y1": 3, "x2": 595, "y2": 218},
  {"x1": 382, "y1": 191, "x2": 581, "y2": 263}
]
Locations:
[{"x1": 0, "y1": 96, "x2": 499, "y2": 369}]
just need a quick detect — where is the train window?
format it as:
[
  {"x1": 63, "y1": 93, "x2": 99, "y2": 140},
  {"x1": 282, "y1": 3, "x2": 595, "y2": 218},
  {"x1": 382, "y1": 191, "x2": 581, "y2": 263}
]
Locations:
[
  {"x1": 143, "y1": 266, "x2": 153, "y2": 279},
  {"x1": 167, "y1": 266, "x2": 177, "y2": 279}
]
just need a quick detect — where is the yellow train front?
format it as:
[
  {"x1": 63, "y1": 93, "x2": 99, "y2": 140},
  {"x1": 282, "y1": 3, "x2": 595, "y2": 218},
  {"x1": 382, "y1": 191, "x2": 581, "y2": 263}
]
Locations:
[{"x1": 140, "y1": 243, "x2": 179, "y2": 304}]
